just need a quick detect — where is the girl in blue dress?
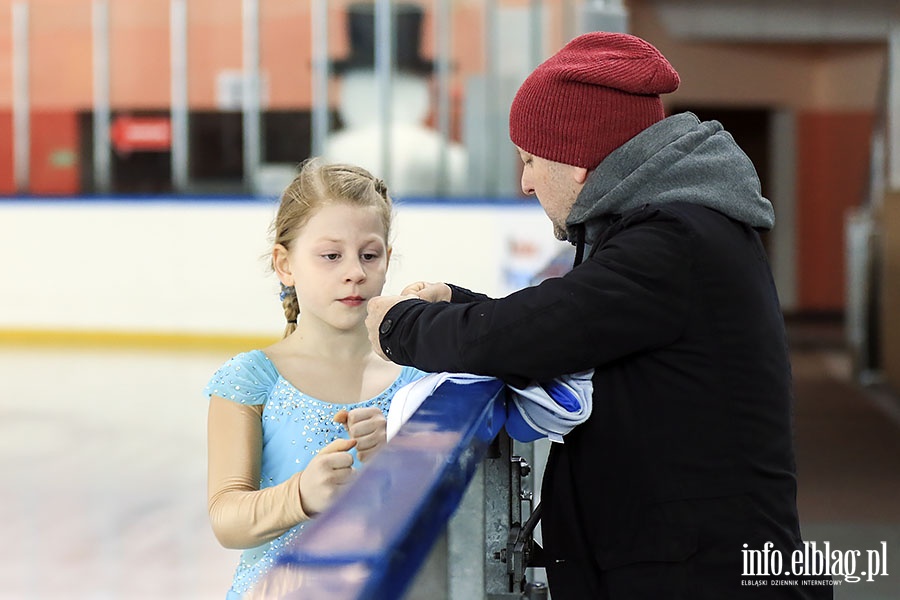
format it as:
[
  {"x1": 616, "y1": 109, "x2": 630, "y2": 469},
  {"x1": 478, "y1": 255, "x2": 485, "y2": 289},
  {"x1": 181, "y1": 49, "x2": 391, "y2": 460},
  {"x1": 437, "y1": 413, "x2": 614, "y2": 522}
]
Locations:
[{"x1": 204, "y1": 158, "x2": 426, "y2": 599}]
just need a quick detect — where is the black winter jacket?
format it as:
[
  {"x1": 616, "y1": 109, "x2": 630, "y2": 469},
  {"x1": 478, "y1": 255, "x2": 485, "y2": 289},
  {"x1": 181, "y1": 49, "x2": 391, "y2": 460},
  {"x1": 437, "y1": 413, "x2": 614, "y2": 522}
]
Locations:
[{"x1": 378, "y1": 114, "x2": 831, "y2": 599}]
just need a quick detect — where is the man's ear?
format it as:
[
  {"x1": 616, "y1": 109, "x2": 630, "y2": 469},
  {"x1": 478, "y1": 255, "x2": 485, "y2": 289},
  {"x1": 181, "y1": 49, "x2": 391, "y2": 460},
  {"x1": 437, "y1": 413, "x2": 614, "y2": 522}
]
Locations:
[
  {"x1": 272, "y1": 244, "x2": 293, "y2": 286},
  {"x1": 573, "y1": 166, "x2": 589, "y2": 184}
]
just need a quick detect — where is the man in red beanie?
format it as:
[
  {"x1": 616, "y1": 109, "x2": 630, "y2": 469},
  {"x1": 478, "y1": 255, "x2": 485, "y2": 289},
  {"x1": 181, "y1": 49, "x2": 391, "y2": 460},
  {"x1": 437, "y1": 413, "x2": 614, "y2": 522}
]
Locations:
[{"x1": 367, "y1": 32, "x2": 831, "y2": 599}]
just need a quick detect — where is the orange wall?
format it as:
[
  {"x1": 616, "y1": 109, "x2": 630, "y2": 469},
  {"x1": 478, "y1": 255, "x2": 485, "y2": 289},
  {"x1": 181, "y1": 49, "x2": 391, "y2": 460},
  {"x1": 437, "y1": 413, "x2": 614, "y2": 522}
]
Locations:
[
  {"x1": 0, "y1": 111, "x2": 78, "y2": 194},
  {"x1": 795, "y1": 111, "x2": 874, "y2": 311},
  {"x1": 28, "y1": 1, "x2": 94, "y2": 110},
  {"x1": 109, "y1": 2, "x2": 170, "y2": 108},
  {"x1": 0, "y1": 112, "x2": 12, "y2": 193},
  {"x1": 0, "y1": 4, "x2": 11, "y2": 110},
  {"x1": 29, "y1": 111, "x2": 80, "y2": 194},
  {"x1": 0, "y1": 0, "x2": 495, "y2": 111},
  {"x1": 0, "y1": 0, "x2": 488, "y2": 111}
]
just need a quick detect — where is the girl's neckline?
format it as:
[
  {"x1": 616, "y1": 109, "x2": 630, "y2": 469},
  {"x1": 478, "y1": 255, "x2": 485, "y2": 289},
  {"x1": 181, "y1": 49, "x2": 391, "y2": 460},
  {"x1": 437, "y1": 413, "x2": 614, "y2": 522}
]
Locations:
[{"x1": 254, "y1": 349, "x2": 407, "y2": 406}]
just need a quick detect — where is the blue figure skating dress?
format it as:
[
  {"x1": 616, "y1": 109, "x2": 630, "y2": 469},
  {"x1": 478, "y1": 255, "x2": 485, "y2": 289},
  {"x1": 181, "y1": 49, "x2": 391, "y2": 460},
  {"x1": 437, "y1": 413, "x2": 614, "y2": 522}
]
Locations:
[{"x1": 205, "y1": 349, "x2": 426, "y2": 598}]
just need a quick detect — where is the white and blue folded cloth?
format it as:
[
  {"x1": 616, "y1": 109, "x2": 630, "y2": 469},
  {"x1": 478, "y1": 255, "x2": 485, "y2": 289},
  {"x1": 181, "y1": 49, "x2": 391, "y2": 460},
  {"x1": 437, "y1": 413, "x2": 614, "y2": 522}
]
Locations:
[
  {"x1": 386, "y1": 371, "x2": 593, "y2": 443},
  {"x1": 505, "y1": 370, "x2": 594, "y2": 443}
]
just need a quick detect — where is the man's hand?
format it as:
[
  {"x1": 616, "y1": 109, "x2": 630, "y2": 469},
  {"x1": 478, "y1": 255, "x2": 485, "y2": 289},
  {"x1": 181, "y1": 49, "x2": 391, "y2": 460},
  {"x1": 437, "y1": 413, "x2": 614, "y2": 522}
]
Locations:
[
  {"x1": 365, "y1": 295, "x2": 417, "y2": 361},
  {"x1": 297, "y1": 438, "x2": 357, "y2": 515},
  {"x1": 334, "y1": 407, "x2": 387, "y2": 463},
  {"x1": 400, "y1": 281, "x2": 452, "y2": 303}
]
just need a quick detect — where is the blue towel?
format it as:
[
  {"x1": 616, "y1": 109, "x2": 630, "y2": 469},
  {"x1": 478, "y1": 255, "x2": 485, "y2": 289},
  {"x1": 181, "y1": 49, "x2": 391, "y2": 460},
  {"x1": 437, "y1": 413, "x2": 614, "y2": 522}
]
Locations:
[{"x1": 505, "y1": 371, "x2": 593, "y2": 443}]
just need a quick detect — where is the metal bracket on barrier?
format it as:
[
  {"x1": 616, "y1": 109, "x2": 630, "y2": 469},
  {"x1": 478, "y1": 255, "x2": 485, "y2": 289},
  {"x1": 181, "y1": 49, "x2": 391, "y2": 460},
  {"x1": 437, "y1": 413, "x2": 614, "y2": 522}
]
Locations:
[{"x1": 486, "y1": 438, "x2": 547, "y2": 600}]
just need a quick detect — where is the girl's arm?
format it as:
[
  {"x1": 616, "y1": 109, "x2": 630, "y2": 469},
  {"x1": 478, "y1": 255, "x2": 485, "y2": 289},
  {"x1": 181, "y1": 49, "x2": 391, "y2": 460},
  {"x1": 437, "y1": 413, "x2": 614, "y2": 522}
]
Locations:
[{"x1": 206, "y1": 396, "x2": 355, "y2": 549}]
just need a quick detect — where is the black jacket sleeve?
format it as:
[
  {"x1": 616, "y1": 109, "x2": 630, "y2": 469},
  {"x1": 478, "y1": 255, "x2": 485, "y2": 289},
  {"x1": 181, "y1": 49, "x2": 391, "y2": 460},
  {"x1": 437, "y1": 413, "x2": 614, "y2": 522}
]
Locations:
[
  {"x1": 447, "y1": 283, "x2": 492, "y2": 303},
  {"x1": 378, "y1": 209, "x2": 694, "y2": 387}
]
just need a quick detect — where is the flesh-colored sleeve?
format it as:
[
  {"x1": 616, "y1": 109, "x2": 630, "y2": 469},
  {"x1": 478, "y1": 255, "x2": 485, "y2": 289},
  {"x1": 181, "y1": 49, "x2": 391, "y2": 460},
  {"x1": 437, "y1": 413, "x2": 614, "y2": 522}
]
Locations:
[{"x1": 207, "y1": 395, "x2": 309, "y2": 549}]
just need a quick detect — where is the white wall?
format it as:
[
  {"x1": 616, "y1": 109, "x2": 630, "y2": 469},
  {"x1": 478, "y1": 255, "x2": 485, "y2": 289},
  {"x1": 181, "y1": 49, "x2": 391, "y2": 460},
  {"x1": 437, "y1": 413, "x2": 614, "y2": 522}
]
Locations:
[{"x1": 0, "y1": 198, "x2": 568, "y2": 337}]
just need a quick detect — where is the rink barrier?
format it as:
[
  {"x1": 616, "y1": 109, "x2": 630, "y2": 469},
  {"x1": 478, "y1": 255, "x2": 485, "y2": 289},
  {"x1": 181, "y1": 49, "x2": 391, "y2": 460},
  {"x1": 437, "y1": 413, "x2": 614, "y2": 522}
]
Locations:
[
  {"x1": 0, "y1": 195, "x2": 556, "y2": 348},
  {"x1": 254, "y1": 378, "x2": 507, "y2": 600}
]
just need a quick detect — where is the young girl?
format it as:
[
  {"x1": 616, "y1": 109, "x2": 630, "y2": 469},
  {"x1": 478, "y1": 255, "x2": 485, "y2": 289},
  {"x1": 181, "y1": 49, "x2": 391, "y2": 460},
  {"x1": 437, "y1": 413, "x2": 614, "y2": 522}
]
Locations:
[{"x1": 203, "y1": 158, "x2": 426, "y2": 599}]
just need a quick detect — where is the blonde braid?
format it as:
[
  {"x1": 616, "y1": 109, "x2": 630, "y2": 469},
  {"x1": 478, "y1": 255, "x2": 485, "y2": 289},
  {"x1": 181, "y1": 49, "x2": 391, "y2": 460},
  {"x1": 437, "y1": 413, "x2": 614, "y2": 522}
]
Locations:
[
  {"x1": 373, "y1": 178, "x2": 388, "y2": 199},
  {"x1": 281, "y1": 285, "x2": 299, "y2": 338}
]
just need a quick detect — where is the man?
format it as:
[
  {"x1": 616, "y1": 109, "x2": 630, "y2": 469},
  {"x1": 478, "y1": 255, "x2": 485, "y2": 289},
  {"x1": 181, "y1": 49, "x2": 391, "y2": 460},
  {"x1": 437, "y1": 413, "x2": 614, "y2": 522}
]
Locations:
[{"x1": 366, "y1": 32, "x2": 830, "y2": 599}]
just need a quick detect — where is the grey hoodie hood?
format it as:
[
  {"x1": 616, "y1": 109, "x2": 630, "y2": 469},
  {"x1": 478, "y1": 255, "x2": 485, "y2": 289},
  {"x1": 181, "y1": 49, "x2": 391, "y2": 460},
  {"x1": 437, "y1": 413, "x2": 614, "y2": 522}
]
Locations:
[{"x1": 565, "y1": 112, "x2": 774, "y2": 250}]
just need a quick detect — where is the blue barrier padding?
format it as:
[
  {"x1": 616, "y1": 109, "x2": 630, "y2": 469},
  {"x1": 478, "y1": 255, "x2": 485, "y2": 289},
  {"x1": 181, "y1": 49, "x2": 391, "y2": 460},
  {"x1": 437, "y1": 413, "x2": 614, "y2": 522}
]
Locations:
[{"x1": 257, "y1": 378, "x2": 507, "y2": 600}]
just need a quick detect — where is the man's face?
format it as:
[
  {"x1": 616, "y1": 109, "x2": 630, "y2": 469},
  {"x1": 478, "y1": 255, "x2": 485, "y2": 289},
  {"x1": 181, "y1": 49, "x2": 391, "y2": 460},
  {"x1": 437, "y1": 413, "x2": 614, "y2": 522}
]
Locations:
[{"x1": 517, "y1": 147, "x2": 587, "y2": 241}]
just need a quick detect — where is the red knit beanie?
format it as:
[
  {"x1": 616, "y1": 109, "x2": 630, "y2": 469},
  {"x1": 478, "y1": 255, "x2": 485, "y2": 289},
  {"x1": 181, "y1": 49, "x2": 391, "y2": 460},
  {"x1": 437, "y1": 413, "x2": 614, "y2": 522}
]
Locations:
[{"x1": 509, "y1": 32, "x2": 680, "y2": 169}]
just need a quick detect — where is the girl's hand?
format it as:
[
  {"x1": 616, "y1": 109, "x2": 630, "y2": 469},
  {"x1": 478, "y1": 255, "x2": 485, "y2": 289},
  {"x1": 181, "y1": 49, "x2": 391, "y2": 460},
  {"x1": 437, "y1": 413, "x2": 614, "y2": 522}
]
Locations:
[
  {"x1": 400, "y1": 281, "x2": 452, "y2": 303},
  {"x1": 298, "y1": 438, "x2": 357, "y2": 515},
  {"x1": 334, "y1": 407, "x2": 387, "y2": 463},
  {"x1": 365, "y1": 295, "x2": 420, "y2": 361}
]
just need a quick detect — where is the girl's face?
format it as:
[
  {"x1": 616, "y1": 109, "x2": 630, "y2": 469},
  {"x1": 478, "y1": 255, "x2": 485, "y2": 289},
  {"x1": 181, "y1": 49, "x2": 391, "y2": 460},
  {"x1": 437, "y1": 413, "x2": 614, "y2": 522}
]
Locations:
[{"x1": 274, "y1": 202, "x2": 390, "y2": 331}]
